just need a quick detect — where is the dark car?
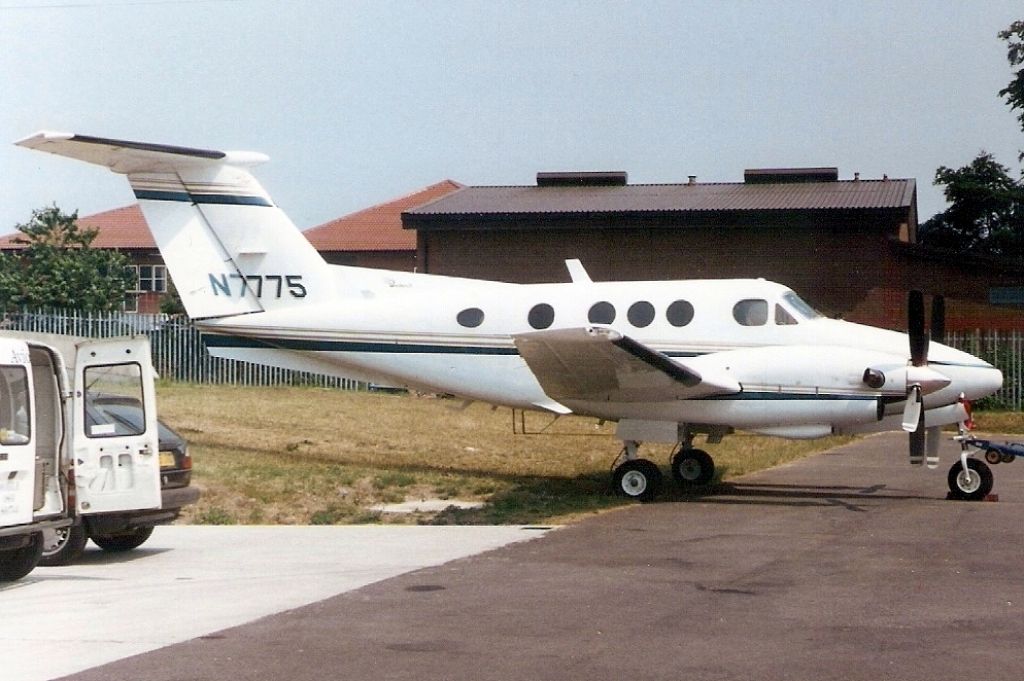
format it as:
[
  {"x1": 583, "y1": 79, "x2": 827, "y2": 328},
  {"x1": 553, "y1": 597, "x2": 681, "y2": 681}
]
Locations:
[{"x1": 40, "y1": 397, "x2": 200, "y2": 566}]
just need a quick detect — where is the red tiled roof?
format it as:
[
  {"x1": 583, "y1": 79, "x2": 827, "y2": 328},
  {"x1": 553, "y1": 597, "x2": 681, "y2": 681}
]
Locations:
[
  {"x1": 304, "y1": 180, "x2": 462, "y2": 251},
  {"x1": 80, "y1": 204, "x2": 155, "y2": 248},
  {"x1": 0, "y1": 204, "x2": 155, "y2": 249}
]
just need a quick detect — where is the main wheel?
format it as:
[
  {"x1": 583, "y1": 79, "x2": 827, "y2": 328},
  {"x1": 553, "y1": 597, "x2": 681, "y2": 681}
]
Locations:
[
  {"x1": 0, "y1": 532, "x2": 44, "y2": 581},
  {"x1": 671, "y1": 448, "x2": 715, "y2": 488},
  {"x1": 39, "y1": 523, "x2": 88, "y2": 566},
  {"x1": 91, "y1": 526, "x2": 155, "y2": 552},
  {"x1": 948, "y1": 458, "x2": 994, "y2": 501},
  {"x1": 613, "y1": 459, "x2": 662, "y2": 502}
]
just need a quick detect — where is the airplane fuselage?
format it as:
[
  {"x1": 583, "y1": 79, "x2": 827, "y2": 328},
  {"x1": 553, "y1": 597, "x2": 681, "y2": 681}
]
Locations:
[{"x1": 197, "y1": 268, "x2": 1001, "y2": 437}]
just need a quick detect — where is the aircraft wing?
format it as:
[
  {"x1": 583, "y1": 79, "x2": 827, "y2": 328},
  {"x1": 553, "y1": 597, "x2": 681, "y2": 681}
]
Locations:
[{"x1": 513, "y1": 327, "x2": 740, "y2": 403}]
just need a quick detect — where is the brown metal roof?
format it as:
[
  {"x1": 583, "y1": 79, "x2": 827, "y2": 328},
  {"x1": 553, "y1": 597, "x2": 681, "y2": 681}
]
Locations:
[
  {"x1": 406, "y1": 178, "x2": 916, "y2": 217},
  {"x1": 305, "y1": 180, "x2": 462, "y2": 251}
]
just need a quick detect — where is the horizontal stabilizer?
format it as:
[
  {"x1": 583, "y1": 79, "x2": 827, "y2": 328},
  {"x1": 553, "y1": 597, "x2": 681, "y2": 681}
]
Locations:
[
  {"x1": 14, "y1": 131, "x2": 268, "y2": 174},
  {"x1": 513, "y1": 327, "x2": 740, "y2": 403}
]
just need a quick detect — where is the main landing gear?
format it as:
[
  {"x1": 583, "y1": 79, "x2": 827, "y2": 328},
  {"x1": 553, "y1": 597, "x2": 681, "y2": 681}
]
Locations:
[{"x1": 611, "y1": 439, "x2": 716, "y2": 502}]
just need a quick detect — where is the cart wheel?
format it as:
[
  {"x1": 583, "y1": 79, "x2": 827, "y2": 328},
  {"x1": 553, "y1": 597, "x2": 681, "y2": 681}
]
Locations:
[
  {"x1": 1001, "y1": 451, "x2": 1016, "y2": 464},
  {"x1": 985, "y1": 448, "x2": 1002, "y2": 465}
]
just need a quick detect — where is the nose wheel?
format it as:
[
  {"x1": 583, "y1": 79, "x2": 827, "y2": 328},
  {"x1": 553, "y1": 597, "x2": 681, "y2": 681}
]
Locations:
[{"x1": 947, "y1": 458, "x2": 993, "y2": 501}]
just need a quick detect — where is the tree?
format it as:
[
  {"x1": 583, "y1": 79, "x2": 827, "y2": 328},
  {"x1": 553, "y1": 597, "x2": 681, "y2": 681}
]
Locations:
[
  {"x1": 998, "y1": 20, "x2": 1024, "y2": 154},
  {"x1": 918, "y1": 21, "x2": 1024, "y2": 257},
  {"x1": 0, "y1": 205, "x2": 136, "y2": 311},
  {"x1": 917, "y1": 153, "x2": 1024, "y2": 257}
]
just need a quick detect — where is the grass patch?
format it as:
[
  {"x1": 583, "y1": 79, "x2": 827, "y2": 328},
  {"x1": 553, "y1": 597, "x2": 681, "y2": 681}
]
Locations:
[
  {"x1": 972, "y1": 410, "x2": 1024, "y2": 434},
  {"x1": 158, "y1": 384, "x2": 854, "y2": 526}
]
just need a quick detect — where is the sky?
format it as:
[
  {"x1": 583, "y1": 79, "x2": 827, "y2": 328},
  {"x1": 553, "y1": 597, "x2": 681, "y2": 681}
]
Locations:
[{"x1": 1, "y1": 0, "x2": 1022, "y2": 236}]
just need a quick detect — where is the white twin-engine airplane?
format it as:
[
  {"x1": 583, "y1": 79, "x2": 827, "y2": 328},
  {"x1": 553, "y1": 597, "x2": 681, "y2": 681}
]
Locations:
[{"x1": 16, "y1": 131, "x2": 1005, "y2": 502}]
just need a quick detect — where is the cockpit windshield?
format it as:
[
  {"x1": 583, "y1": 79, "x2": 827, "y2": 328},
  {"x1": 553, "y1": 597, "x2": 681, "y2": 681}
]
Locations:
[{"x1": 781, "y1": 291, "x2": 822, "y2": 320}]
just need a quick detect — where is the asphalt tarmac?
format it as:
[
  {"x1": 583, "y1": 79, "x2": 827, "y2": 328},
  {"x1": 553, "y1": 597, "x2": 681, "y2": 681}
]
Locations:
[{"x1": 17, "y1": 431, "x2": 1024, "y2": 680}]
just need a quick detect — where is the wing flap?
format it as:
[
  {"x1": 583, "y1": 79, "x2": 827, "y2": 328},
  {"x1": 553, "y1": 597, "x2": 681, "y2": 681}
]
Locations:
[{"x1": 513, "y1": 327, "x2": 740, "y2": 403}]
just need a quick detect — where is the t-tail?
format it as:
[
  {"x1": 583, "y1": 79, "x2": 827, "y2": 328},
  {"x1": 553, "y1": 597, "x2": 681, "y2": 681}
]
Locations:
[{"x1": 15, "y1": 131, "x2": 331, "y2": 320}]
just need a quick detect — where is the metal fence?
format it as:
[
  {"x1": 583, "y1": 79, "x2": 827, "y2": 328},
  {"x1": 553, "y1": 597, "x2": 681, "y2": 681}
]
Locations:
[
  {"x1": 1, "y1": 310, "x2": 1022, "y2": 408},
  {"x1": 946, "y1": 330, "x2": 1024, "y2": 410},
  {"x1": 0, "y1": 309, "x2": 362, "y2": 389}
]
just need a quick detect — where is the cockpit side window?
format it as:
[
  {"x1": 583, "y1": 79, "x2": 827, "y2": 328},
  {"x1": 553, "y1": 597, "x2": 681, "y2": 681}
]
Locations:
[
  {"x1": 733, "y1": 299, "x2": 768, "y2": 326},
  {"x1": 775, "y1": 304, "x2": 797, "y2": 325},
  {"x1": 781, "y1": 291, "x2": 821, "y2": 320}
]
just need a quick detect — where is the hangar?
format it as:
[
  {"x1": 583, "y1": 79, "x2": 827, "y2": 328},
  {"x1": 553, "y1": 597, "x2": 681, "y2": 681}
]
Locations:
[{"x1": 402, "y1": 168, "x2": 1023, "y2": 330}]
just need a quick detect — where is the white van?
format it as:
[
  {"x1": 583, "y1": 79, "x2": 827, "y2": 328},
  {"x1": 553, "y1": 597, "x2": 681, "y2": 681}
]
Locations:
[{"x1": 0, "y1": 337, "x2": 162, "y2": 580}]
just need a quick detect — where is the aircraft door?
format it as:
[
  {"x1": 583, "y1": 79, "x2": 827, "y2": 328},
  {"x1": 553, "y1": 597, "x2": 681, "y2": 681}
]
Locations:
[
  {"x1": 0, "y1": 354, "x2": 36, "y2": 527},
  {"x1": 73, "y1": 338, "x2": 161, "y2": 514}
]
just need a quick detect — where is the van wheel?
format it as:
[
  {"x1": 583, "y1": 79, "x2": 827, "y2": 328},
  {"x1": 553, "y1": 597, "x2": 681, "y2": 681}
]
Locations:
[
  {"x1": 91, "y1": 526, "x2": 154, "y2": 552},
  {"x1": 0, "y1": 532, "x2": 44, "y2": 581},
  {"x1": 40, "y1": 524, "x2": 88, "y2": 566}
]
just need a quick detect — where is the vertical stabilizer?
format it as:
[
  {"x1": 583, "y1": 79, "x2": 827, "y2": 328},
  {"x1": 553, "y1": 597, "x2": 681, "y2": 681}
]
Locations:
[{"x1": 15, "y1": 132, "x2": 331, "y2": 320}]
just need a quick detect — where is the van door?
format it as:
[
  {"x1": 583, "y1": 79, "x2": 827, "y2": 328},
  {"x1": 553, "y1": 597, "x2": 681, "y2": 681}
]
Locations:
[
  {"x1": 73, "y1": 338, "x2": 161, "y2": 514},
  {"x1": 0, "y1": 342, "x2": 36, "y2": 527}
]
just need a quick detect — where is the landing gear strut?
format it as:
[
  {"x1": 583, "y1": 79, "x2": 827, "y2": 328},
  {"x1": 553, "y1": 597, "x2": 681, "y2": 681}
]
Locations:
[{"x1": 949, "y1": 423, "x2": 994, "y2": 501}]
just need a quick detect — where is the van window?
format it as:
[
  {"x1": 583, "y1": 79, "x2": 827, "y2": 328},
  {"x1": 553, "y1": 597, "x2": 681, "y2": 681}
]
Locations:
[
  {"x1": 83, "y1": 363, "x2": 146, "y2": 438},
  {"x1": 733, "y1": 299, "x2": 768, "y2": 326},
  {"x1": 0, "y1": 366, "x2": 30, "y2": 445}
]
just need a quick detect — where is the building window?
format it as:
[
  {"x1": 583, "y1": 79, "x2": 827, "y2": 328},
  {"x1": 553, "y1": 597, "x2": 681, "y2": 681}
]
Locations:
[
  {"x1": 627, "y1": 301, "x2": 655, "y2": 328},
  {"x1": 666, "y1": 300, "x2": 694, "y2": 327},
  {"x1": 137, "y1": 265, "x2": 167, "y2": 293},
  {"x1": 528, "y1": 303, "x2": 555, "y2": 330},
  {"x1": 123, "y1": 294, "x2": 139, "y2": 314},
  {"x1": 733, "y1": 299, "x2": 768, "y2": 326},
  {"x1": 588, "y1": 301, "x2": 616, "y2": 324}
]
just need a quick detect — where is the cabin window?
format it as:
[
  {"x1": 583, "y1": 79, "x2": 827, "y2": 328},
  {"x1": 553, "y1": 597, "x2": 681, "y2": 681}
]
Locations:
[
  {"x1": 775, "y1": 304, "x2": 798, "y2": 325},
  {"x1": 588, "y1": 301, "x2": 616, "y2": 324},
  {"x1": 457, "y1": 308, "x2": 485, "y2": 328},
  {"x1": 666, "y1": 300, "x2": 694, "y2": 327},
  {"x1": 528, "y1": 303, "x2": 555, "y2": 330},
  {"x1": 733, "y1": 299, "x2": 768, "y2": 326},
  {"x1": 627, "y1": 301, "x2": 655, "y2": 328}
]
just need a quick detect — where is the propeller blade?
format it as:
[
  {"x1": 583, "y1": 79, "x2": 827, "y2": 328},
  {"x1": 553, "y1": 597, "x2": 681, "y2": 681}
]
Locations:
[
  {"x1": 931, "y1": 295, "x2": 945, "y2": 343},
  {"x1": 925, "y1": 426, "x2": 941, "y2": 468},
  {"x1": 908, "y1": 290, "x2": 927, "y2": 366},
  {"x1": 902, "y1": 385, "x2": 922, "y2": 432}
]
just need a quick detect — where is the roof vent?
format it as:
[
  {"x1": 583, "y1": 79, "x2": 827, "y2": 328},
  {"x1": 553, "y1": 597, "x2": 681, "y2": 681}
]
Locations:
[
  {"x1": 536, "y1": 171, "x2": 628, "y2": 187},
  {"x1": 744, "y1": 167, "x2": 839, "y2": 184}
]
